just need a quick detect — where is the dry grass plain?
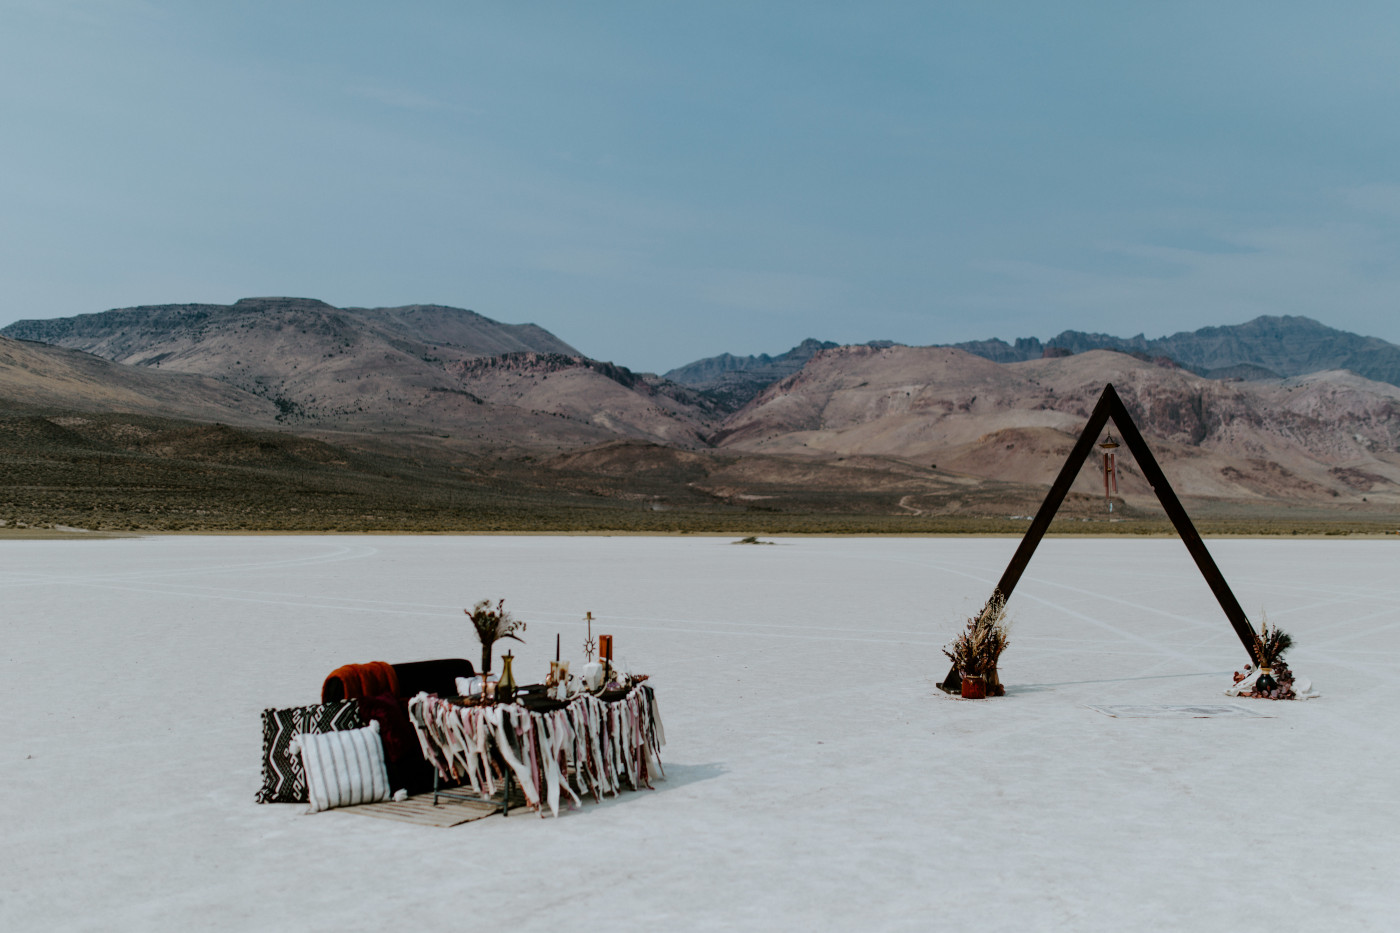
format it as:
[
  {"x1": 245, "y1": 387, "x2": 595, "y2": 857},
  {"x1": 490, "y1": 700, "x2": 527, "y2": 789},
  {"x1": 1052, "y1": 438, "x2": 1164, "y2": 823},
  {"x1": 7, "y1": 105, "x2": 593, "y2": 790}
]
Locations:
[{"x1": 2, "y1": 407, "x2": 1397, "y2": 536}]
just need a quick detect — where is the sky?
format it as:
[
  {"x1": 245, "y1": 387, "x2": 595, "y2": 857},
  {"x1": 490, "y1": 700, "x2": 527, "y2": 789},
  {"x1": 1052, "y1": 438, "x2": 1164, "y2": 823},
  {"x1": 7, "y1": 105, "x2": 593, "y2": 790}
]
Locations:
[{"x1": 3, "y1": 1, "x2": 1400, "y2": 373}]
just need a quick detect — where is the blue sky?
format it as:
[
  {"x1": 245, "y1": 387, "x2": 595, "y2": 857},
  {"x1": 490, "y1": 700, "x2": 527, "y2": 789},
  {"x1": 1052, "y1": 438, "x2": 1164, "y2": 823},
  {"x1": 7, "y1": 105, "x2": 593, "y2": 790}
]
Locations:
[{"x1": 4, "y1": 1, "x2": 1400, "y2": 372}]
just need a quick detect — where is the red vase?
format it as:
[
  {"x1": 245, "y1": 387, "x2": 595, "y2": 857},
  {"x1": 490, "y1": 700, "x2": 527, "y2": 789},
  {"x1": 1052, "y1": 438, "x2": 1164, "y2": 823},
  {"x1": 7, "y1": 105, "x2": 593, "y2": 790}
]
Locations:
[{"x1": 961, "y1": 675, "x2": 987, "y2": 699}]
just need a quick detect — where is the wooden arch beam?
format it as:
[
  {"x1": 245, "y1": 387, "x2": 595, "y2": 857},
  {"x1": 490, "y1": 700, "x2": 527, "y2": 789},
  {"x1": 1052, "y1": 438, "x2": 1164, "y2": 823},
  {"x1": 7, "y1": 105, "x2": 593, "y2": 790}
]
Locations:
[{"x1": 936, "y1": 383, "x2": 1259, "y2": 694}]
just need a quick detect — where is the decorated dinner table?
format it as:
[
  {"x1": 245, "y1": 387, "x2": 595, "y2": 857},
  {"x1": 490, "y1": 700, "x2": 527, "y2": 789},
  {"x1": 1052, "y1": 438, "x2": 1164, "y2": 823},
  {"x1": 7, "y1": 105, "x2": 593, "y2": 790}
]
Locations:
[{"x1": 406, "y1": 677, "x2": 665, "y2": 819}]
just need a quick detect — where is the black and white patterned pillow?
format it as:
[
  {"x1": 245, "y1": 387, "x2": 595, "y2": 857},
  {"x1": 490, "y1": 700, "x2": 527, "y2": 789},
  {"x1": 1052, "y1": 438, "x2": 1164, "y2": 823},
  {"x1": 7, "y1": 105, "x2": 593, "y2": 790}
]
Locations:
[{"x1": 255, "y1": 701, "x2": 362, "y2": 804}]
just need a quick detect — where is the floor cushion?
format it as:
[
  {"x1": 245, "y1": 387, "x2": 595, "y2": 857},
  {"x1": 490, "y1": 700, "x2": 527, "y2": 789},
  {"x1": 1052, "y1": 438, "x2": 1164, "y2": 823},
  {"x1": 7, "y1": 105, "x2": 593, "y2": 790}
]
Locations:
[
  {"x1": 255, "y1": 700, "x2": 362, "y2": 804},
  {"x1": 296, "y1": 720, "x2": 391, "y2": 812}
]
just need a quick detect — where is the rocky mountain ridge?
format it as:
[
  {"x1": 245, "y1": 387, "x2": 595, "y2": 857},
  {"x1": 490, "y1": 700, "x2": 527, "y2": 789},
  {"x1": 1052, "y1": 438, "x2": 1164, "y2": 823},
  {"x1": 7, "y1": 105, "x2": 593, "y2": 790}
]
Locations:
[
  {"x1": 4, "y1": 297, "x2": 580, "y2": 361},
  {"x1": 4, "y1": 300, "x2": 1399, "y2": 519},
  {"x1": 0, "y1": 334, "x2": 277, "y2": 423},
  {"x1": 715, "y1": 343, "x2": 1400, "y2": 505},
  {"x1": 949, "y1": 315, "x2": 1400, "y2": 385},
  {"x1": 2, "y1": 297, "x2": 713, "y2": 450},
  {"x1": 670, "y1": 316, "x2": 1400, "y2": 398},
  {"x1": 663, "y1": 338, "x2": 840, "y2": 409}
]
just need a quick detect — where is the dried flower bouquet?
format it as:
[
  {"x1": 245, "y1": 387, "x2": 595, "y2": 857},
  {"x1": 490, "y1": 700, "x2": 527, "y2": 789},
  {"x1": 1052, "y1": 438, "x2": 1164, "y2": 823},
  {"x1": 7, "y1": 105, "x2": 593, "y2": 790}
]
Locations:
[
  {"x1": 943, "y1": 594, "x2": 1011, "y2": 696},
  {"x1": 1231, "y1": 615, "x2": 1299, "y2": 700},
  {"x1": 466, "y1": 598, "x2": 526, "y2": 675}
]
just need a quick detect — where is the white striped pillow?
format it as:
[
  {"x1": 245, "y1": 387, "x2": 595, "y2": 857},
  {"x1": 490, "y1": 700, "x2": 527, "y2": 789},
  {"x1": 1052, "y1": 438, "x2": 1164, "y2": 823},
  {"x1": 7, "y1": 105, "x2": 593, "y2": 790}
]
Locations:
[{"x1": 295, "y1": 719, "x2": 391, "y2": 812}]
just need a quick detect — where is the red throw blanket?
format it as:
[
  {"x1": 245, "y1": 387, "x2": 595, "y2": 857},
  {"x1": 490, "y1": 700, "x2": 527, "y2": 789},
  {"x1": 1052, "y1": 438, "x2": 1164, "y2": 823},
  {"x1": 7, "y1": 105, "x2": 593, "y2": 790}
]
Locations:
[{"x1": 322, "y1": 661, "x2": 400, "y2": 703}]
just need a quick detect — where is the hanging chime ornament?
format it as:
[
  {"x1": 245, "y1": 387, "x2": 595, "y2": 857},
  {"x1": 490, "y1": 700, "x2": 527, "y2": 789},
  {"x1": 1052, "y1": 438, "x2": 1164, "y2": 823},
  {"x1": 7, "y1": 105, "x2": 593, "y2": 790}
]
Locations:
[{"x1": 1099, "y1": 433, "x2": 1120, "y2": 512}]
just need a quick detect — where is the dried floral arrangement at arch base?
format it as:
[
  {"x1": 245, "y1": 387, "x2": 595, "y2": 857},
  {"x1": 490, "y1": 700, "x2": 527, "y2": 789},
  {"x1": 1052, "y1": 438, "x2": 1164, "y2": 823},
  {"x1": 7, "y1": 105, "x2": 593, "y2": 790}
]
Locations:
[
  {"x1": 943, "y1": 594, "x2": 1011, "y2": 697},
  {"x1": 1232, "y1": 614, "x2": 1299, "y2": 700}
]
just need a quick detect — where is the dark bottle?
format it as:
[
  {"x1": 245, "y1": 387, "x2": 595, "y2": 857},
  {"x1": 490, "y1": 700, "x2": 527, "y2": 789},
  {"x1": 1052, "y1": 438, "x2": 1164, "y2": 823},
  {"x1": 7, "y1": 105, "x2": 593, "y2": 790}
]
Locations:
[{"x1": 497, "y1": 652, "x2": 518, "y2": 703}]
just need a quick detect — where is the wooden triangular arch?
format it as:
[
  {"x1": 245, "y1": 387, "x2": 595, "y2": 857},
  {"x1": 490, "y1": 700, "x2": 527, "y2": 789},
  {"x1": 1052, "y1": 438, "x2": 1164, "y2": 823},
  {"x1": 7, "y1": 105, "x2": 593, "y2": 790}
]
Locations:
[{"x1": 936, "y1": 383, "x2": 1259, "y2": 694}]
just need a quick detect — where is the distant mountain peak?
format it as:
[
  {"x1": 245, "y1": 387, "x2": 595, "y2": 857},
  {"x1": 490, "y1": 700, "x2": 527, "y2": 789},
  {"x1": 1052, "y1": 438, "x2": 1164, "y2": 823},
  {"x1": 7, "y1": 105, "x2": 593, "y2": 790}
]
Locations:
[
  {"x1": 231, "y1": 297, "x2": 337, "y2": 312},
  {"x1": 665, "y1": 338, "x2": 904, "y2": 411},
  {"x1": 950, "y1": 315, "x2": 1400, "y2": 388}
]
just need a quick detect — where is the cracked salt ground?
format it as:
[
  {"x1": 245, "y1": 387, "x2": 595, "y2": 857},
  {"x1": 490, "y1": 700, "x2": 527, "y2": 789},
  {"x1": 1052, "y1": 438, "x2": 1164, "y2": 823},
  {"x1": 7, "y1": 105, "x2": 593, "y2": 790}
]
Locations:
[{"x1": 2, "y1": 535, "x2": 1397, "y2": 931}]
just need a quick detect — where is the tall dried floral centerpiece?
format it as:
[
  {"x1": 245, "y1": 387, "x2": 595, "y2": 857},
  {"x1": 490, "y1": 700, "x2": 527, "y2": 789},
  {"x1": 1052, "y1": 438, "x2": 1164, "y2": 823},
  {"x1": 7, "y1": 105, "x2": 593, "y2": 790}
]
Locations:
[
  {"x1": 943, "y1": 594, "x2": 1011, "y2": 698},
  {"x1": 466, "y1": 598, "x2": 526, "y2": 675},
  {"x1": 1250, "y1": 614, "x2": 1295, "y2": 699}
]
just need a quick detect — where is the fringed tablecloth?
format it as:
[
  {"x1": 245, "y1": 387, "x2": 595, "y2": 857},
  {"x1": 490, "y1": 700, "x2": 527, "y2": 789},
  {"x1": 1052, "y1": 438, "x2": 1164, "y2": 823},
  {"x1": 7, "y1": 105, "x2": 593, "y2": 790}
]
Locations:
[{"x1": 407, "y1": 684, "x2": 665, "y2": 818}]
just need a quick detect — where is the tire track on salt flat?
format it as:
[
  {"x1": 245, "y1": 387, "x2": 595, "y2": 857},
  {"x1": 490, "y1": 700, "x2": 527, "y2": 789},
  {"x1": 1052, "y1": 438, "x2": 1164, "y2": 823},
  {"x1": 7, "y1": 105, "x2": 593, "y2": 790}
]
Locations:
[
  {"x1": 0, "y1": 542, "x2": 380, "y2": 590},
  {"x1": 49, "y1": 581, "x2": 953, "y2": 648},
  {"x1": 57, "y1": 580, "x2": 464, "y2": 621},
  {"x1": 866, "y1": 553, "x2": 1230, "y2": 642}
]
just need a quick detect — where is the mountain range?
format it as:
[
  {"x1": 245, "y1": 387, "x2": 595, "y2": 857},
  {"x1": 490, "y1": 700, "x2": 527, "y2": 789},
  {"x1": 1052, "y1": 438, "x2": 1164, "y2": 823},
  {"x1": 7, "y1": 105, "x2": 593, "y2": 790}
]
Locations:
[
  {"x1": 662, "y1": 315, "x2": 1400, "y2": 408},
  {"x1": 3, "y1": 297, "x2": 719, "y2": 449},
  {"x1": 946, "y1": 315, "x2": 1400, "y2": 385},
  {"x1": 4, "y1": 300, "x2": 1399, "y2": 529}
]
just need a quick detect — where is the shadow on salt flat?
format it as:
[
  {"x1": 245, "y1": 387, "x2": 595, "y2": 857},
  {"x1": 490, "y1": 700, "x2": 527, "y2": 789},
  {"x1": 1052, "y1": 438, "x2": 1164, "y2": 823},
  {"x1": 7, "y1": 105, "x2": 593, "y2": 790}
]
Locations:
[
  {"x1": 649, "y1": 761, "x2": 728, "y2": 790},
  {"x1": 1086, "y1": 705, "x2": 1274, "y2": 719},
  {"x1": 1000, "y1": 683, "x2": 1055, "y2": 695},
  {"x1": 1013, "y1": 670, "x2": 1235, "y2": 690},
  {"x1": 548, "y1": 762, "x2": 729, "y2": 817}
]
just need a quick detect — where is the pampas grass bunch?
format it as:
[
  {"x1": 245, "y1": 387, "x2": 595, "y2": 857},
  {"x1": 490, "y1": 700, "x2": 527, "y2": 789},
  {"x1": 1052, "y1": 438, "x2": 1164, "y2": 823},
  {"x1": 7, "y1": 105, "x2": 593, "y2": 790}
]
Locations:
[
  {"x1": 944, "y1": 593, "x2": 1012, "y2": 679},
  {"x1": 1253, "y1": 613, "x2": 1293, "y2": 668}
]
